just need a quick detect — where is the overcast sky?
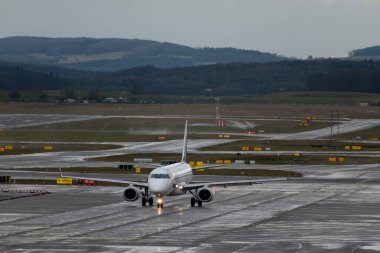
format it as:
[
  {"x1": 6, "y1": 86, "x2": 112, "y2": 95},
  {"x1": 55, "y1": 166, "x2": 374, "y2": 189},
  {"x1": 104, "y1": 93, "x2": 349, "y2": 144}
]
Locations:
[{"x1": 1, "y1": 0, "x2": 380, "y2": 58}]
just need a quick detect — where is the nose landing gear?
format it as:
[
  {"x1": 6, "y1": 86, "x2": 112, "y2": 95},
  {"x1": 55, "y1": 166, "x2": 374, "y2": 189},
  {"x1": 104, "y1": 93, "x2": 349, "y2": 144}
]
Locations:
[{"x1": 157, "y1": 197, "x2": 164, "y2": 208}]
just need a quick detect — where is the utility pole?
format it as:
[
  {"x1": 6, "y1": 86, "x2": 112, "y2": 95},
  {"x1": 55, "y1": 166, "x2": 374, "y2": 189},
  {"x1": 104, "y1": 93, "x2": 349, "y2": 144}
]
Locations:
[
  {"x1": 215, "y1": 97, "x2": 220, "y2": 126},
  {"x1": 330, "y1": 112, "x2": 333, "y2": 141},
  {"x1": 337, "y1": 111, "x2": 340, "y2": 137}
]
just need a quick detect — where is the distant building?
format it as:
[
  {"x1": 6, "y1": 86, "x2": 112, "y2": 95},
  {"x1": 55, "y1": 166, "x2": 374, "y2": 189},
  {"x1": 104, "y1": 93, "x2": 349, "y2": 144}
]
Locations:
[
  {"x1": 103, "y1": 97, "x2": 117, "y2": 103},
  {"x1": 368, "y1": 102, "x2": 380, "y2": 106},
  {"x1": 65, "y1": 98, "x2": 77, "y2": 103}
]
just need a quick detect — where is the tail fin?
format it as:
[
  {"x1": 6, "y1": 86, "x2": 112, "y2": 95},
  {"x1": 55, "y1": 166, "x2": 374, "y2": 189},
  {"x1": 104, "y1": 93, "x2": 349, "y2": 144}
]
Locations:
[{"x1": 181, "y1": 120, "x2": 188, "y2": 163}]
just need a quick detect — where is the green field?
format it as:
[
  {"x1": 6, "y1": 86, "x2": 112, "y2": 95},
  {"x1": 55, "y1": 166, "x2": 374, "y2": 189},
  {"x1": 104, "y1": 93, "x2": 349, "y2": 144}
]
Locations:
[
  {"x1": 0, "y1": 143, "x2": 121, "y2": 155},
  {"x1": 2, "y1": 92, "x2": 380, "y2": 120},
  {"x1": 0, "y1": 117, "x2": 332, "y2": 143},
  {"x1": 201, "y1": 139, "x2": 380, "y2": 152},
  {"x1": 338, "y1": 125, "x2": 380, "y2": 141}
]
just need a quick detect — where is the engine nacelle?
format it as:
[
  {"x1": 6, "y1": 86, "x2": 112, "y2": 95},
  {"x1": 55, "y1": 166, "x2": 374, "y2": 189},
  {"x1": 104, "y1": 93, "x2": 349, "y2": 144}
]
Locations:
[
  {"x1": 122, "y1": 187, "x2": 140, "y2": 202},
  {"x1": 197, "y1": 187, "x2": 214, "y2": 202}
]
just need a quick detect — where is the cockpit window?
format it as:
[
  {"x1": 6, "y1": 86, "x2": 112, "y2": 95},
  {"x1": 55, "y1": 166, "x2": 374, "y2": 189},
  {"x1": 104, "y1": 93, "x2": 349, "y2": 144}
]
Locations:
[{"x1": 150, "y1": 174, "x2": 170, "y2": 179}]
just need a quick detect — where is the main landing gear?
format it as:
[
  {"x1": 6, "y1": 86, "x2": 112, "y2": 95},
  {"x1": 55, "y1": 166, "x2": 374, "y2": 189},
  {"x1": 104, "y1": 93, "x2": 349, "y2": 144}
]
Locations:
[
  {"x1": 142, "y1": 196, "x2": 154, "y2": 207},
  {"x1": 189, "y1": 189, "x2": 202, "y2": 207},
  {"x1": 141, "y1": 188, "x2": 154, "y2": 207},
  {"x1": 190, "y1": 197, "x2": 202, "y2": 207}
]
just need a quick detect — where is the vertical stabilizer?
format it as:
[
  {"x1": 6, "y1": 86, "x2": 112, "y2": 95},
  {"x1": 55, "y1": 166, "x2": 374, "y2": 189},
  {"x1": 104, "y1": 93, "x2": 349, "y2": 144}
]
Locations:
[{"x1": 181, "y1": 120, "x2": 188, "y2": 163}]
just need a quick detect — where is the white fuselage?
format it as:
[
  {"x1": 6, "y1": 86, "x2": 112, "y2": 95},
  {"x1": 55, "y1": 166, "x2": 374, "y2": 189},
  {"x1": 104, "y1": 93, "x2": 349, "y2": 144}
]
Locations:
[{"x1": 148, "y1": 162, "x2": 192, "y2": 196}]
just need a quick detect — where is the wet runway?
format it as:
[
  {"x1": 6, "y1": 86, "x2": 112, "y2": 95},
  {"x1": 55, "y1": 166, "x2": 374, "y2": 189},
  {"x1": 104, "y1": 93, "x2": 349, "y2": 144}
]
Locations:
[
  {"x1": 1, "y1": 171, "x2": 380, "y2": 252},
  {"x1": 1, "y1": 114, "x2": 380, "y2": 252},
  {"x1": 0, "y1": 114, "x2": 109, "y2": 129}
]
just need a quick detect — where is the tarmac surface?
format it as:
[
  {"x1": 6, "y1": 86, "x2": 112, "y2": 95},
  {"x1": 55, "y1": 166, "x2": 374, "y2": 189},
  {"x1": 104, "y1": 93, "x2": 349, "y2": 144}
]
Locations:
[
  {"x1": 1, "y1": 114, "x2": 380, "y2": 252},
  {"x1": 0, "y1": 114, "x2": 109, "y2": 129},
  {"x1": 1, "y1": 164, "x2": 380, "y2": 252}
]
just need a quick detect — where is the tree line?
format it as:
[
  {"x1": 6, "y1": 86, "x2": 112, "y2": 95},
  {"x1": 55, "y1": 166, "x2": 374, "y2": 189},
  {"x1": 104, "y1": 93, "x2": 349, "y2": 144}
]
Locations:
[{"x1": 1, "y1": 59, "x2": 380, "y2": 96}]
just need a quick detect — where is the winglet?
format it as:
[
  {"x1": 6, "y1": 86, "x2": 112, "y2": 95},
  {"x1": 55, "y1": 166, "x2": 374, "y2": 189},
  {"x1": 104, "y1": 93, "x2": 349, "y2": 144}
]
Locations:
[{"x1": 181, "y1": 120, "x2": 188, "y2": 163}]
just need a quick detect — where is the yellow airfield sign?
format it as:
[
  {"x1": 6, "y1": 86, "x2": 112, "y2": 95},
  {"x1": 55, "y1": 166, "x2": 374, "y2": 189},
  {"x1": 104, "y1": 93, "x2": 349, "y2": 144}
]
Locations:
[{"x1": 56, "y1": 177, "x2": 73, "y2": 185}]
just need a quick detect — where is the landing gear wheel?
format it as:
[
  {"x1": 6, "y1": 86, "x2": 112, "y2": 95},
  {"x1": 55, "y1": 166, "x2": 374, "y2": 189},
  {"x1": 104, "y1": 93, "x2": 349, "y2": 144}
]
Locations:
[
  {"x1": 160, "y1": 203, "x2": 164, "y2": 208},
  {"x1": 142, "y1": 197, "x2": 146, "y2": 206},
  {"x1": 157, "y1": 203, "x2": 164, "y2": 208},
  {"x1": 197, "y1": 200, "x2": 203, "y2": 207},
  {"x1": 191, "y1": 197, "x2": 196, "y2": 207},
  {"x1": 148, "y1": 197, "x2": 154, "y2": 206}
]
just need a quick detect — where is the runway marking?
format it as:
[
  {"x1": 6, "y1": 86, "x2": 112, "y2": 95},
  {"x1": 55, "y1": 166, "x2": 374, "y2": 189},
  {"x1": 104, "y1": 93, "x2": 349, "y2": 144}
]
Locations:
[
  {"x1": 231, "y1": 243, "x2": 255, "y2": 253},
  {"x1": 355, "y1": 172, "x2": 380, "y2": 185}
]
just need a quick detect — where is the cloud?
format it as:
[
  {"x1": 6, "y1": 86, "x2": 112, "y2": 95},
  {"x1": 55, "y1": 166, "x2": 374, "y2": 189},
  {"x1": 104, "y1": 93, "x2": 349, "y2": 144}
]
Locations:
[{"x1": 305, "y1": 0, "x2": 380, "y2": 5}]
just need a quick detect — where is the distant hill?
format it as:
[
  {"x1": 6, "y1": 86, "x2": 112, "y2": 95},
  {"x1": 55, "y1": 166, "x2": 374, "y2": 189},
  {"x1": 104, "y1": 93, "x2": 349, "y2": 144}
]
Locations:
[
  {"x1": 0, "y1": 36, "x2": 286, "y2": 72},
  {"x1": 348, "y1": 45, "x2": 380, "y2": 60}
]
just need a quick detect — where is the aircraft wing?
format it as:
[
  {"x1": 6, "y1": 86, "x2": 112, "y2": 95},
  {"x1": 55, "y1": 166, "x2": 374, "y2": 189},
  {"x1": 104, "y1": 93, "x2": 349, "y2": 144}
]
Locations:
[
  {"x1": 182, "y1": 178, "x2": 287, "y2": 190},
  {"x1": 59, "y1": 169, "x2": 149, "y2": 188},
  {"x1": 192, "y1": 164, "x2": 224, "y2": 170}
]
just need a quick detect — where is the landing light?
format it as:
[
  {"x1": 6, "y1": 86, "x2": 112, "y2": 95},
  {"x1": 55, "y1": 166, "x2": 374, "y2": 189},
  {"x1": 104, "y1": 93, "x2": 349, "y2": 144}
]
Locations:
[{"x1": 157, "y1": 198, "x2": 163, "y2": 204}]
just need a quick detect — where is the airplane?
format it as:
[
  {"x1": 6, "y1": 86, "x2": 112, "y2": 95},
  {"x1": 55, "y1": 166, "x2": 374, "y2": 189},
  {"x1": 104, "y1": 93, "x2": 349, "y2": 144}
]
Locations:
[{"x1": 61, "y1": 121, "x2": 287, "y2": 208}]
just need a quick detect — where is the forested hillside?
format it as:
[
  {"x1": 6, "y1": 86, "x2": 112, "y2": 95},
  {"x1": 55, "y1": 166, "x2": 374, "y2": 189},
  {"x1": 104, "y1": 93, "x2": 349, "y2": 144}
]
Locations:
[
  {"x1": 0, "y1": 37, "x2": 286, "y2": 71},
  {"x1": 95, "y1": 60, "x2": 380, "y2": 95},
  {"x1": 0, "y1": 64, "x2": 69, "y2": 91},
  {"x1": 305, "y1": 67, "x2": 380, "y2": 93}
]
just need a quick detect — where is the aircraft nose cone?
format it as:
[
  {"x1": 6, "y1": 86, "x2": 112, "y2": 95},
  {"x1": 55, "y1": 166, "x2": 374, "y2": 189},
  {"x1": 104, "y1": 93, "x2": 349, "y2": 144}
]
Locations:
[{"x1": 149, "y1": 180, "x2": 170, "y2": 195}]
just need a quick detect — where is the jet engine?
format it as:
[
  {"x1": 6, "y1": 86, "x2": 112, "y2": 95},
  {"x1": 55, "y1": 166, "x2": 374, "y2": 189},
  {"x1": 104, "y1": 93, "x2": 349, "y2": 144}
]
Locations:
[
  {"x1": 122, "y1": 186, "x2": 140, "y2": 201},
  {"x1": 197, "y1": 187, "x2": 214, "y2": 202}
]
